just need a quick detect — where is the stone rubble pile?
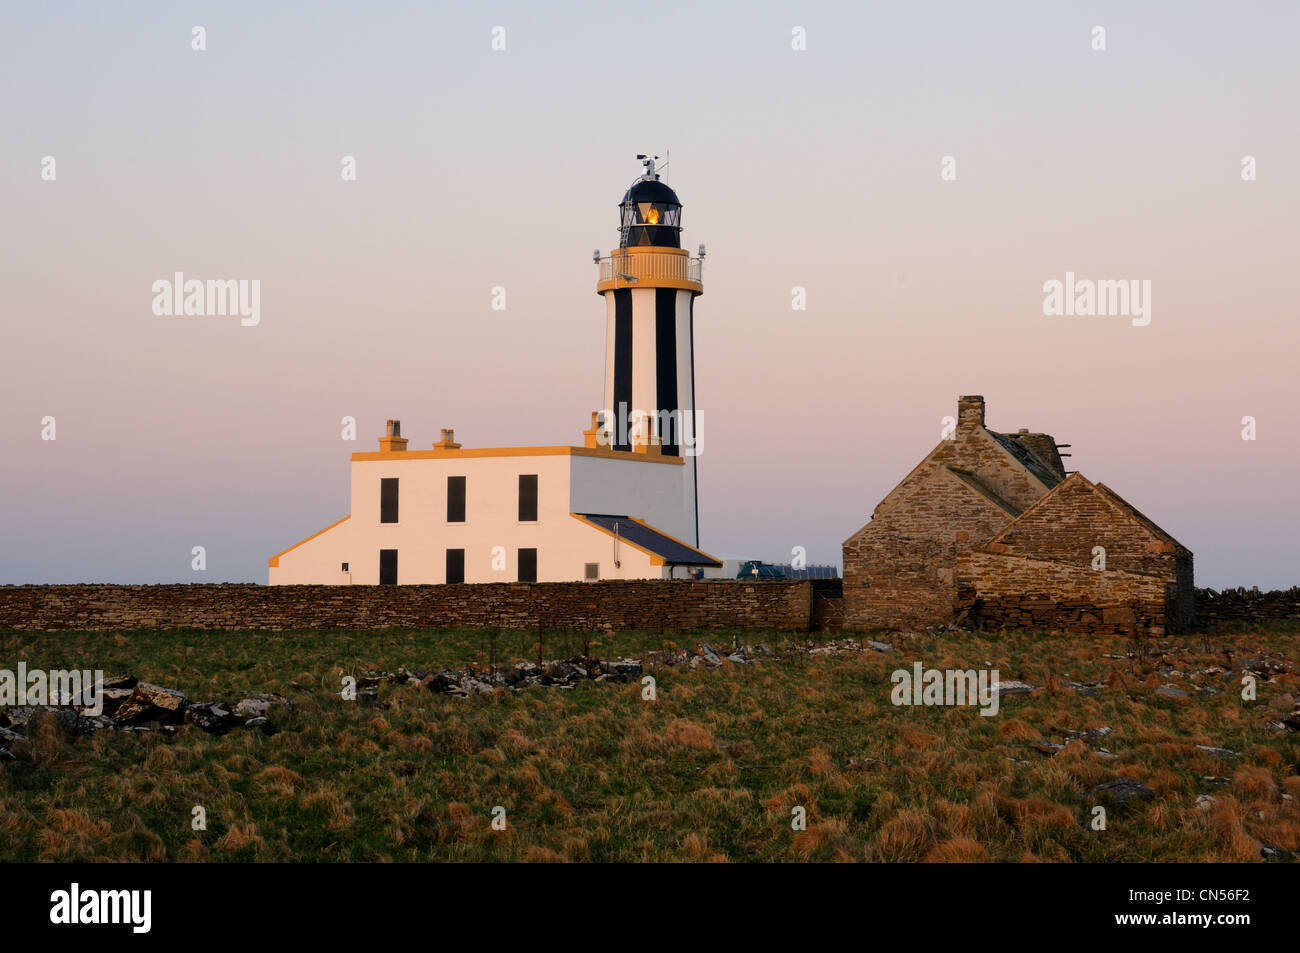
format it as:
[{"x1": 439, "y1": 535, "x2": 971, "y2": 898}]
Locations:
[
  {"x1": 360, "y1": 637, "x2": 902, "y2": 700},
  {"x1": 359, "y1": 657, "x2": 647, "y2": 699},
  {"x1": 0, "y1": 675, "x2": 287, "y2": 759}
]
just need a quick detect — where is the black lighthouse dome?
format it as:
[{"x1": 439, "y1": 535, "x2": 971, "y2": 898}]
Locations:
[{"x1": 619, "y1": 158, "x2": 682, "y2": 248}]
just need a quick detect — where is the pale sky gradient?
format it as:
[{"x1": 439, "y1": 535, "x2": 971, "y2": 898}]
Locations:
[{"x1": 1, "y1": 2, "x2": 1297, "y2": 587}]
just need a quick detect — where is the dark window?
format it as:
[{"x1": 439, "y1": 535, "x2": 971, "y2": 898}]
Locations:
[
  {"x1": 584, "y1": 562, "x2": 599, "y2": 581},
  {"x1": 380, "y1": 478, "x2": 399, "y2": 523},
  {"x1": 447, "y1": 476, "x2": 466, "y2": 522},
  {"x1": 518, "y1": 474, "x2": 538, "y2": 522},
  {"x1": 445, "y1": 548, "x2": 465, "y2": 584},
  {"x1": 517, "y1": 548, "x2": 537, "y2": 583},
  {"x1": 379, "y1": 549, "x2": 398, "y2": 585},
  {"x1": 341, "y1": 562, "x2": 349, "y2": 572}
]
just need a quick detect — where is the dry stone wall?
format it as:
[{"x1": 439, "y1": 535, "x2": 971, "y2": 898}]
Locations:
[
  {"x1": 0, "y1": 581, "x2": 816, "y2": 633},
  {"x1": 1194, "y1": 587, "x2": 1300, "y2": 628}
]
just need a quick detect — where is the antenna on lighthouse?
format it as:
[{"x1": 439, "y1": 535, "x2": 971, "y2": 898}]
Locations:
[{"x1": 635, "y1": 153, "x2": 660, "y2": 180}]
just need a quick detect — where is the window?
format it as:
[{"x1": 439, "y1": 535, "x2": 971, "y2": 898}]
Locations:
[
  {"x1": 447, "y1": 476, "x2": 466, "y2": 522},
  {"x1": 446, "y1": 548, "x2": 465, "y2": 584},
  {"x1": 518, "y1": 474, "x2": 538, "y2": 522},
  {"x1": 518, "y1": 548, "x2": 537, "y2": 583},
  {"x1": 584, "y1": 562, "x2": 599, "y2": 581},
  {"x1": 341, "y1": 562, "x2": 349, "y2": 572},
  {"x1": 379, "y1": 549, "x2": 398, "y2": 585},
  {"x1": 380, "y1": 478, "x2": 399, "y2": 523}
]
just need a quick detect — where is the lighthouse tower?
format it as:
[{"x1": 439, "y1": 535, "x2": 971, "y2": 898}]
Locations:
[{"x1": 595, "y1": 156, "x2": 705, "y2": 545}]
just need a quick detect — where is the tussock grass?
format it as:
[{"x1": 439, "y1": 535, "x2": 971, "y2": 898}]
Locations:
[{"x1": 1, "y1": 622, "x2": 1298, "y2": 861}]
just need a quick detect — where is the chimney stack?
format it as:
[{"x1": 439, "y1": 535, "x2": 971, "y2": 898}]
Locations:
[
  {"x1": 583, "y1": 411, "x2": 607, "y2": 449},
  {"x1": 378, "y1": 419, "x2": 408, "y2": 452},
  {"x1": 433, "y1": 428, "x2": 461, "y2": 450},
  {"x1": 957, "y1": 395, "x2": 985, "y2": 432},
  {"x1": 631, "y1": 412, "x2": 662, "y2": 455}
]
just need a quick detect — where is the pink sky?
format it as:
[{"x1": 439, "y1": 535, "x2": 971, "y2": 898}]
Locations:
[{"x1": 1, "y1": 2, "x2": 1296, "y2": 587}]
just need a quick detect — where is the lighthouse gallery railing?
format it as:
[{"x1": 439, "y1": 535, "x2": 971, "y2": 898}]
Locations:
[{"x1": 597, "y1": 252, "x2": 703, "y2": 289}]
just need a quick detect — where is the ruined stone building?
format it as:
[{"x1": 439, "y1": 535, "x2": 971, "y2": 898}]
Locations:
[{"x1": 842, "y1": 396, "x2": 1193, "y2": 635}]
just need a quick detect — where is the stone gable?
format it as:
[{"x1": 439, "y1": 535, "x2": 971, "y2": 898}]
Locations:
[{"x1": 843, "y1": 395, "x2": 1193, "y2": 635}]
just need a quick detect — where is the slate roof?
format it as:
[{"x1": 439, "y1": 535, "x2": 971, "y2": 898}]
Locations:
[
  {"x1": 574, "y1": 514, "x2": 722, "y2": 566},
  {"x1": 990, "y1": 431, "x2": 1066, "y2": 489}
]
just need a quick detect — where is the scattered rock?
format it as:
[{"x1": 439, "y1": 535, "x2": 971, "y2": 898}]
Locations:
[
  {"x1": 1259, "y1": 844, "x2": 1298, "y2": 861},
  {"x1": 1063, "y1": 725, "x2": 1113, "y2": 743},
  {"x1": 994, "y1": 680, "x2": 1037, "y2": 695},
  {"x1": 1156, "y1": 685, "x2": 1189, "y2": 699},
  {"x1": 1196, "y1": 794, "x2": 1215, "y2": 810},
  {"x1": 1030, "y1": 740, "x2": 1067, "y2": 756},
  {"x1": 97, "y1": 687, "x2": 135, "y2": 716},
  {"x1": 1282, "y1": 707, "x2": 1300, "y2": 733},
  {"x1": 114, "y1": 682, "x2": 186, "y2": 724},
  {"x1": 233, "y1": 698, "x2": 271, "y2": 719},
  {"x1": 1245, "y1": 657, "x2": 1293, "y2": 679},
  {"x1": 185, "y1": 703, "x2": 236, "y2": 734},
  {"x1": 1085, "y1": 778, "x2": 1155, "y2": 805},
  {"x1": 0, "y1": 675, "x2": 288, "y2": 745},
  {"x1": 1, "y1": 707, "x2": 42, "y2": 730},
  {"x1": 0, "y1": 726, "x2": 26, "y2": 745},
  {"x1": 1196, "y1": 745, "x2": 1242, "y2": 758}
]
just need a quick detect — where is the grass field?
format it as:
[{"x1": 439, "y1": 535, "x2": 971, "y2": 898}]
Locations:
[{"x1": 2, "y1": 623, "x2": 1298, "y2": 862}]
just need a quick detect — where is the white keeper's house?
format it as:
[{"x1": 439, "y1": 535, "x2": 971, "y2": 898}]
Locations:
[{"x1": 268, "y1": 157, "x2": 721, "y2": 585}]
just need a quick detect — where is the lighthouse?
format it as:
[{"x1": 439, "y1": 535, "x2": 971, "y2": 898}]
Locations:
[
  {"x1": 268, "y1": 155, "x2": 723, "y2": 585},
  {"x1": 595, "y1": 156, "x2": 705, "y2": 545}
]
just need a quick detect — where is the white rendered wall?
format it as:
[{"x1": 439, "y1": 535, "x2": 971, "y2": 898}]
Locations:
[
  {"x1": 269, "y1": 452, "x2": 674, "y2": 584},
  {"x1": 569, "y1": 454, "x2": 692, "y2": 543},
  {"x1": 268, "y1": 518, "x2": 355, "y2": 585}
]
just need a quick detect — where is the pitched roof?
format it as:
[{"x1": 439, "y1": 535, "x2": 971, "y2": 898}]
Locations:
[
  {"x1": 1093, "y1": 482, "x2": 1190, "y2": 553},
  {"x1": 986, "y1": 472, "x2": 1190, "y2": 554},
  {"x1": 990, "y1": 431, "x2": 1065, "y2": 489},
  {"x1": 573, "y1": 514, "x2": 722, "y2": 566}
]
